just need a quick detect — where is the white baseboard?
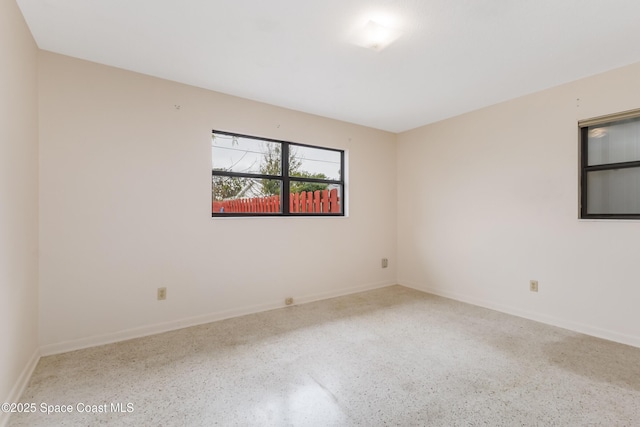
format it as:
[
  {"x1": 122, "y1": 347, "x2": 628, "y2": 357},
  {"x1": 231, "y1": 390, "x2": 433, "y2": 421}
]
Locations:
[
  {"x1": 40, "y1": 280, "x2": 395, "y2": 357},
  {"x1": 0, "y1": 348, "x2": 40, "y2": 427},
  {"x1": 12, "y1": 278, "x2": 639, "y2": 427},
  {"x1": 289, "y1": 280, "x2": 394, "y2": 306},
  {"x1": 400, "y1": 281, "x2": 640, "y2": 349}
]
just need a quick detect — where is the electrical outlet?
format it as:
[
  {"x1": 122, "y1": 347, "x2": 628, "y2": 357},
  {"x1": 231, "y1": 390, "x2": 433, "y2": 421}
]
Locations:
[
  {"x1": 381, "y1": 258, "x2": 388, "y2": 268},
  {"x1": 529, "y1": 280, "x2": 538, "y2": 292},
  {"x1": 285, "y1": 297, "x2": 294, "y2": 305},
  {"x1": 157, "y1": 287, "x2": 167, "y2": 300}
]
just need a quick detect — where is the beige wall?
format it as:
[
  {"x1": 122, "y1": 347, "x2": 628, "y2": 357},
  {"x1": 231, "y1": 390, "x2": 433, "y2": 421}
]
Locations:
[
  {"x1": 38, "y1": 52, "x2": 397, "y2": 353},
  {"x1": 0, "y1": 0, "x2": 40, "y2": 419},
  {"x1": 397, "y1": 62, "x2": 640, "y2": 347}
]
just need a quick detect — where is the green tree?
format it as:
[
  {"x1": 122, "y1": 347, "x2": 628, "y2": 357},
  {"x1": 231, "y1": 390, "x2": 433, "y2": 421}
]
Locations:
[
  {"x1": 212, "y1": 134, "x2": 251, "y2": 200},
  {"x1": 259, "y1": 144, "x2": 329, "y2": 195},
  {"x1": 212, "y1": 170, "x2": 247, "y2": 201},
  {"x1": 259, "y1": 144, "x2": 306, "y2": 195},
  {"x1": 290, "y1": 172, "x2": 328, "y2": 194},
  {"x1": 260, "y1": 144, "x2": 283, "y2": 195},
  {"x1": 213, "y1": 141, "x2": 329, "y2": 200}
]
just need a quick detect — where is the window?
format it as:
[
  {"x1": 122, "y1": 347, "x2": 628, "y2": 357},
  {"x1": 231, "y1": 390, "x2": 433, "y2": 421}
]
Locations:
[
  {"x1": 212, "y1": 130, "x2": 345, "y2": 216},
  {"x1": 580, "y1": 109, "x2": 640, "y2": 219}
]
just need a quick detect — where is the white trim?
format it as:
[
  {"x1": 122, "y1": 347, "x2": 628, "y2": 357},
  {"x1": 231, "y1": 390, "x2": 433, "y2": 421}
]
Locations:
[
  {"x1": 0, "y1": 348, "x2": 40, "y2": 427},
  {"x1": 40, "y1": 280, "x2": 395, "y2": 356},
  {"x1": 399, "y1": 281, "x2": 640, "y2": 349}
]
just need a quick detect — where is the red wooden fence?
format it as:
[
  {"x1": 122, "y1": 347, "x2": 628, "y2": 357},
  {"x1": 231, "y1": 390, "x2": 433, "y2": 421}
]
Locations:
[{"x1": 213, "y1": 189, "x2": 340, "y2": 214}]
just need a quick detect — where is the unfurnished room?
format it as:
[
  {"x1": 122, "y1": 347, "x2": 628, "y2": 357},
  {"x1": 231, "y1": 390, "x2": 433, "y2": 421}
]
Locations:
[{"x1": 2, "y1": 0, "x2": 640, "y2": 426}]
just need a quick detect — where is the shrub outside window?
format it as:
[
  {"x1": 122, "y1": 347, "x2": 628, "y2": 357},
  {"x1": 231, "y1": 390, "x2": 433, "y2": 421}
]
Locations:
[
  {"x1": 212, "y1": 130, "x2": 345, "y2": 216},
  {"x1": 580, "y1": 110, "x2": 640, "y2": 219}
]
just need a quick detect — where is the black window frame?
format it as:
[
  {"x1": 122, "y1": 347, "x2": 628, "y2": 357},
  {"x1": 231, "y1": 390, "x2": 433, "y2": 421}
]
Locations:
[
  {"x1": 212, "y1": 130, "x2": 345, "y2": 217},
  {"x1": 580, "y1": 111, "x2": 640, "y2": 219}
]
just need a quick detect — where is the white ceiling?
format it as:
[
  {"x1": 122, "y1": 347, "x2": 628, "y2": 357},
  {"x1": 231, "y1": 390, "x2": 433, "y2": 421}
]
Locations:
[{"x1": 16, "y1": 0, "x2": 640, "y2": 133}]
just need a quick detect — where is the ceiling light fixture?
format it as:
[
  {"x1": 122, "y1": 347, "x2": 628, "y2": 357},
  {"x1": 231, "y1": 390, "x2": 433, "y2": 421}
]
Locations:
[{"x1": 353, "y1": 20, "x2": 402, "y2": 51}]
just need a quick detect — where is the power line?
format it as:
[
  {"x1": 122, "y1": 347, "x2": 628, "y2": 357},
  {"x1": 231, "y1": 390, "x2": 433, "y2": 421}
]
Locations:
[{"x1": 213, "y1": 145, "x2": 340, "y2": 165}]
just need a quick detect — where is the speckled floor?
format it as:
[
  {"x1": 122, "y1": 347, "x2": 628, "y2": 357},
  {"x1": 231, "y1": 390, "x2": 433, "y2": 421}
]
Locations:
[{"x1": 8, "y1": 285, "x2": 640, "y2": 426}]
